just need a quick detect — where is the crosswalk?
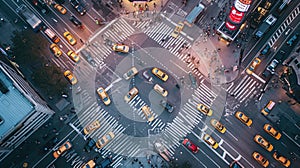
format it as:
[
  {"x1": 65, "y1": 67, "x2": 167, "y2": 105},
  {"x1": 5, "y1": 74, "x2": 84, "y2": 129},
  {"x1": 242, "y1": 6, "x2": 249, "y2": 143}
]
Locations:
[
  {"x1": 158, "y1": 83, "x2": 218, "y2": 156},
  {"x1": 78, "y1": 18, "x2": 136, "y2": 68},
  {"x1": 268, "y1": 4, "x2": 300, "y2": 47},
  {"x1": 71, "y1": 91, "x2": 141, "y2": 168},
  {"x1": 227, "y1": 75, "x2": 263, "y2": 103},
  {"x1": 128, "y1": 95, "x2": 166, "y2": 131},
  {"x1": 134, "y1": 20, "x2": 192, "y2": 61}
]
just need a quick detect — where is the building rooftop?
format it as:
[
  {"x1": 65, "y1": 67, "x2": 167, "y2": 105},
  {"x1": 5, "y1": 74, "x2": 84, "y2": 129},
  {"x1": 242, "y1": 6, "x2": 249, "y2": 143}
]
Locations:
[{"x1": 0, "y1": 69, "x2": 34, "y2": 140}]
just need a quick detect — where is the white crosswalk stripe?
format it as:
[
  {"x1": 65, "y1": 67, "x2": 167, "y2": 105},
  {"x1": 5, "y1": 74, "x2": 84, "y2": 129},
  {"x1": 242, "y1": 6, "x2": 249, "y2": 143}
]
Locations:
[{"x1": 227, "y1": 75, "x2": 263, "y2": 103}]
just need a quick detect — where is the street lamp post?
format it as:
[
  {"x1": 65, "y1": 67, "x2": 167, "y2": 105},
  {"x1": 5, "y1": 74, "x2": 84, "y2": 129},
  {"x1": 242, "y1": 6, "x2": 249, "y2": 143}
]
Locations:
[{"x1": 161, "y1": 0, "x2": 163, "y2": 8}]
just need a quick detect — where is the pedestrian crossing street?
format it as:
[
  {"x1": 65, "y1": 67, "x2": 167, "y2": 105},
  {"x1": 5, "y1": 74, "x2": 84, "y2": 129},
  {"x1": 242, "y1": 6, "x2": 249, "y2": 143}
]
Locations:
[
  {"x1": 227, "y1": 75, "x2": 263, "y2": 103},
  {"x1": 128, "y1": 95, "x2": 166, "y2": 130},
  {"x1": 135, "y1": 20, "x2": 192, "y2": 60},
  {"x1": 158, "y1": 84, "x2": 218, "y2": 156},
  {"x1": 80, "y1": 18, "x2": 136, "y2": 68},
  {"x1": 72, "y1": 92, "x2": 141, "y2": 168},
  {"x1": 70, "y1": 77, "x2": 219, "y2": 167}
]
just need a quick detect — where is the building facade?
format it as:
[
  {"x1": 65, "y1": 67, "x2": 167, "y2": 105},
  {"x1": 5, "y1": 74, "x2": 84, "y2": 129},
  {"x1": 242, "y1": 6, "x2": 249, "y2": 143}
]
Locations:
[{"x1": 0, "y1": 60, "x2": 55, "y2": 162}]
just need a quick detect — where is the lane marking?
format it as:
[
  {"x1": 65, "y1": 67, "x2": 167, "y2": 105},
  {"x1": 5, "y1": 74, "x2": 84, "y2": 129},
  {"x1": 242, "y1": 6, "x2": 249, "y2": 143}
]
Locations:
[{"x1": 252, "y1": 73, "x2": 266, "y2": 83}]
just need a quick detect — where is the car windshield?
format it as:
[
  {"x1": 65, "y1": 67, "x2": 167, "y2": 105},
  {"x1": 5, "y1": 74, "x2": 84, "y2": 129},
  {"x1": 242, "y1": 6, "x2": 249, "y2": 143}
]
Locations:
[
  {"x1": 127, "y1": 70, "x2": 133, "y2": 76},
  {"x1": 100, "y1": 139, "x2": 105, "y2": 144},
  {"x1": 106, "y1": 135, "x2": 112, "y2": 140},
  {"x1": 186, "y1": 141, "x2": 191, "y2": 146},
  {"x1": 103, "y1": 97, "x2": 108, "y2": 101}
]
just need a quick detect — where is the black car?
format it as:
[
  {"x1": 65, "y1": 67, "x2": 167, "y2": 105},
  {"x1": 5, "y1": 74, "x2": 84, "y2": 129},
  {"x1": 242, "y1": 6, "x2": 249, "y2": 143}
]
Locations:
[
  {"x1": 76, "y1": 5, "x2": 86, "y2": 16},
  {"x1": 70, "y1": 15, "x2": 82, "y2": 26},
  {"x1": 84, "y1": 138, "x2": 96, "y2": 152},
  {"x1": 70, "y1": 0, "x2": 86, "y2": 15},
  {"x1": 160, "y1": 100, "x2": 174, "y2": 113},
  {"x1": 261, "y1": 44, "x2": 270, "y2": 55}
]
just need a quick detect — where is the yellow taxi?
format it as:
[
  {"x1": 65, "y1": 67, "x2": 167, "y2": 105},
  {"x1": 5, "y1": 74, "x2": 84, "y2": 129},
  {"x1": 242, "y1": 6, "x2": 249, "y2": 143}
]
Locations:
[
  {"x1": 112, "y1": 43, "x2": 129, "y2": 53},
  {"x1": 64, "y1": 70, "x2": 77, "y2": 85},
  {"x1": 141, "y1": 105, "x2": 155, "y2": 122},
  {"x1": 124, "y1": 87, "x2": 138, "y2": 103},
  {"x1": 152, "y1": 67, "x2": 168, "y2": 82},
  {"x1": 171, "y1": 22, "x2": 184, "y2": 38},
  {"x1": 263, "y1": 124, "x2": 281, "y2": 140},
  {"x1": 64, "y1": 31, "x2": 77, "y2": 46},
  {"x1": 273, "y1": 151, "x2": 291, "y2": 167},
  {"x1": 154, "y1": 84, "x2": 168, "y2": 97},
  {"x1": 254, "y1": 134, "x2": 273, "y2": 152},
  {"x1": 210, "y1": 119, "x2": 226, "y2": 133},
  {"x1": 203, "y1": 134, "x2": 218, "y2": 149},
  {"x1": 97, "y1": 87, "x2": 111, "y2": 105},
  {"x1": 252, "y1": 152, "x2": 269, "y2": 168},
  {"x1": 83, "y1": 120, "x2": 100, "y2": 135},
  {"x1": 53, "y1": 141, "x2": 72, "y2": 158},
  {"x1": 246, "y1": 57, "x2": 261, "y2": 75},
  {"x1": 54, "y1": 4, "x2": 67, "y2": 14},
  {"x1": 82, "y1": 160, "x2": 96, "y2": 168},
  {"x1": 50, "y1": 43, "x2": 62, "y2": 57},
  {"x1": 235, "y1": 111, "x2": 252, "y2": 127},
  {"x1": 197, "y1": 103, "x2": 213, "y2": 116},
  {"x1": 67, "y1": 50, "x2": 80, "y2": 62},
  {"x1": 96, "y1": 132, "x2": 115, "y2": 149}
]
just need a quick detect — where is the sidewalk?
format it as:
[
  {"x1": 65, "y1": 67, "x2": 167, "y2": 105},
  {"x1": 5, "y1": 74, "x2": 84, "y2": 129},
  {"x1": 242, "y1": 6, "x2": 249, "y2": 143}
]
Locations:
[
  {"x1": 117, "y1": 0, "x2": 166, "y2": 21},
  {"x1": 190, "y1": 31, "x2": 240, "y2": 85},
  {"x1": 122, "y1": 149, "x2": 169, "y2": 168}
]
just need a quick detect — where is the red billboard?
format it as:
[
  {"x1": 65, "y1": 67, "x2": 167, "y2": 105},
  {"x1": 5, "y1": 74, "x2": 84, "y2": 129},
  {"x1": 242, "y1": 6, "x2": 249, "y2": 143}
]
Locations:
[
  {"x1": 228, "y1": 7, "x2": 245, "y2": 23},
  {"x1": 225, "y1": 22, "x2": 237, "y2": 30}
]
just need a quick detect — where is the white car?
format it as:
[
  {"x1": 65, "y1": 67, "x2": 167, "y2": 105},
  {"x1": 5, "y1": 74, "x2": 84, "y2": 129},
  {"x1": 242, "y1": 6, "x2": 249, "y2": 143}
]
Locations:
[
  {"x1": 154, "y1": 84, "x2": 168, "y2": 97},
  {"x1": 123, "y1": 67, "x2": 138, "y2": 80},
  {"x1": 267, "y1": 59, "x2": 279, "y2": 74},
  {"x1": 124, "y1": 87, "x2": 138, "y2": 103}
]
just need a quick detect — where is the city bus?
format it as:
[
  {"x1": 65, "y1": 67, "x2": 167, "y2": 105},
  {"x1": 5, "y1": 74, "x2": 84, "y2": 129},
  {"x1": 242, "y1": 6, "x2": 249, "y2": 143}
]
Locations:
[{"x1": 184, "y1": 3, "x2": 205, "y2": 27}]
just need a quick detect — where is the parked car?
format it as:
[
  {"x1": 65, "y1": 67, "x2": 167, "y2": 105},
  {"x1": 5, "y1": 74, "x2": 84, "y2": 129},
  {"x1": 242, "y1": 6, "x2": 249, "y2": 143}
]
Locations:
[
  {"x1": 267, "y1": 59, "x2": 279, "y2": 74},
  {"x1": 260, "y1": 44, "x2": 270, "y2": 55},
  {"x1": 286, "y1": 33, "x2": 299, "y2": 46}
]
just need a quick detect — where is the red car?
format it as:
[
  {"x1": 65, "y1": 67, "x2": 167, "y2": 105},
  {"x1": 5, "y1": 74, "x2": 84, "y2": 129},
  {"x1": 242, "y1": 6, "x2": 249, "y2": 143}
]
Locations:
[{"x1": 182, "y1": 138, "x2": 199, "y2": 153}]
